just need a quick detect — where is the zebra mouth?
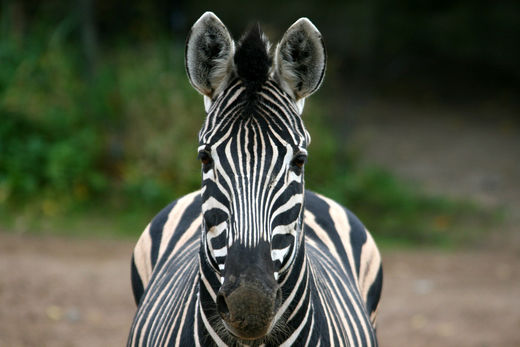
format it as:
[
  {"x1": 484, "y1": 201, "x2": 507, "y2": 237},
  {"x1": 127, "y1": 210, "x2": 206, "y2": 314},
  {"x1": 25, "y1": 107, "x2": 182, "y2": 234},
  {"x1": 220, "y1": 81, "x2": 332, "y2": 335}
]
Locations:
[
  {"x1": 222, "y1": 319, "x2": 271, "y2": 340},
  {"x1": 217, "y1": 283, "x2": 280, "y2": 340}
]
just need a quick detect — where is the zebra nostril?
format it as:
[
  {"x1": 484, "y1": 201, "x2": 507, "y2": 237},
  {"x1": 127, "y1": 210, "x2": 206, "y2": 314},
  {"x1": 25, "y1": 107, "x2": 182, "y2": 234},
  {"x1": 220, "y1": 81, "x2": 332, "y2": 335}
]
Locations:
[{"x1": 217, "y1": 292, "x2": 230, "y2": 319}]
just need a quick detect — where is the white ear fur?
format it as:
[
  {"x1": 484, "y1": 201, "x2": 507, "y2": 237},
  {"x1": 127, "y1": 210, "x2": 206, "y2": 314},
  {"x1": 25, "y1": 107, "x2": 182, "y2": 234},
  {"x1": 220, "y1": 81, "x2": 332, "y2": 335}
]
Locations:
[
  {"x1": 185, "y1": 12, "x2": 235, "y2": 98},
  {"x1": 274, "y1": 18, "x2": 326, "y2": 100}
]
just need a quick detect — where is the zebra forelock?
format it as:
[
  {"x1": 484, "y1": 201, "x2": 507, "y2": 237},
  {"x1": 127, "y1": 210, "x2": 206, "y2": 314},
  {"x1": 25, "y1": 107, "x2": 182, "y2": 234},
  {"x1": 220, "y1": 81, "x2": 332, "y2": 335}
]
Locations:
[{"x1": 234, "y1": 23, "x2": 272, "y2": 94}]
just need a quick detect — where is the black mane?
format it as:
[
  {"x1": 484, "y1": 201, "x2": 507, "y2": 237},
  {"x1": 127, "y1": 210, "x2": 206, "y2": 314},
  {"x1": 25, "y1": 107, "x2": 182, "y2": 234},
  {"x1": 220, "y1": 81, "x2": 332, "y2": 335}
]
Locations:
[{"x1": 234, "y1": 24, "x2": 271, "y2": 94}]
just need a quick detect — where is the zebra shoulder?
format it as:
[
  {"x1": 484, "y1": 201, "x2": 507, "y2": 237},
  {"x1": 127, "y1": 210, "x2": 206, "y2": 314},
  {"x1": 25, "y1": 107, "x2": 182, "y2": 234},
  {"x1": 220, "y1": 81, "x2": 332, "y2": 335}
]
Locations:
[
  {"x1": 304, "y1": 190, "x2": 383, "y2": 324},
  {"x1": 131, "y1": 190, "x2": 202, "y2": 305}
]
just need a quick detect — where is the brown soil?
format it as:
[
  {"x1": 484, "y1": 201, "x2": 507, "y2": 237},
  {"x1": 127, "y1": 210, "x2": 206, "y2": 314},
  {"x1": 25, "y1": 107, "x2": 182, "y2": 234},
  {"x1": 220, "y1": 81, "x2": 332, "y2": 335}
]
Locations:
[
  {"x1": 378, "y1": 249, "x2": 520, "y2": 347},
  {"x1": 1, "y1": 231, "x2": 518, "y2": 347},
  {"x1": 0, "y1": 232, "x2": 135, "y2": 347}
]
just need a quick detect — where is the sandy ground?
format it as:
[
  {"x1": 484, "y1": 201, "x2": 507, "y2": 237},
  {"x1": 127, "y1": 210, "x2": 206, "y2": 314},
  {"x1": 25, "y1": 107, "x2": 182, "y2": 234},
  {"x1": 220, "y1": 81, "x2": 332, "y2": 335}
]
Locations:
[
  {"x1": 0, "y1": 233, "x2": 135, "y2": 347},
  {"x1": 379, "y1": 249, "x2": 520, "y2": 347},
  {"x1": 1, "y1": 231, "x2": 518, "y2": 347}
]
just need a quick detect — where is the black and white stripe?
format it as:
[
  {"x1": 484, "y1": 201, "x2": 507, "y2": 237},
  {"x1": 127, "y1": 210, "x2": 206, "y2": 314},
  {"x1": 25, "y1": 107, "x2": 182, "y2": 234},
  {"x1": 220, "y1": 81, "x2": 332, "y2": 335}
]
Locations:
[
  {"x1": 197, "y1": 78, "x2": 309, "y2": 278},
  {"x1": 129, "y1": 191, "x2": 382, "y2": 346},
  {"x1": 128, "y1": 12, "x2": 382, "y2": 347}
]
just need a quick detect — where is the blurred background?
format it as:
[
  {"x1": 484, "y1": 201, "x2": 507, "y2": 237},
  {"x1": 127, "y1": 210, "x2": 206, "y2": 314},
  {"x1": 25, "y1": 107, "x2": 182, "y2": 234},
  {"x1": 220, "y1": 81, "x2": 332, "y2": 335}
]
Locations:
[{"x1": 1, "y1": 1, "x2": 519, "y2": 346}]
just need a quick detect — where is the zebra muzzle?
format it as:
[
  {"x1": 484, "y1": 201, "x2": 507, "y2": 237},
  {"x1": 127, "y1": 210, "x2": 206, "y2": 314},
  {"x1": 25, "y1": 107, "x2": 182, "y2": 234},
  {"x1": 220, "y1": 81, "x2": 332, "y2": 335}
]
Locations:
[
  {"x1": 216, "y1": 243, "x2": 281, "y2": 340},
  {"x1": 217, "y1": 282, "x2": 281, "y2": 339}
]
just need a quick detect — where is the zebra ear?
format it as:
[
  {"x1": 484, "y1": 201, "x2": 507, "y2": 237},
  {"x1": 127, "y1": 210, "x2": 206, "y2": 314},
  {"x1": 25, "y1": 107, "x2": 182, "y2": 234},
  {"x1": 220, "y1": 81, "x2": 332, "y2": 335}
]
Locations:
[
  {"x1": 274, "y1": 18, "x2": 326, "y2": 100},
  {"x1": 185, "y1": 12, "x2": 235, "y2": 98}
]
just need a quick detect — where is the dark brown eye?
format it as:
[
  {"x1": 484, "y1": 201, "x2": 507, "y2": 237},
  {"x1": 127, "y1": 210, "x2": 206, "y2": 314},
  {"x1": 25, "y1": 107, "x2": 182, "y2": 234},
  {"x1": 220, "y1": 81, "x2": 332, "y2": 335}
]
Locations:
[
  {"x1": 291, "y1": 154, "x2": 307, "y2": 169},
  {"x1": 198, "y1": 151, "x2": 212, "y2": 166}
]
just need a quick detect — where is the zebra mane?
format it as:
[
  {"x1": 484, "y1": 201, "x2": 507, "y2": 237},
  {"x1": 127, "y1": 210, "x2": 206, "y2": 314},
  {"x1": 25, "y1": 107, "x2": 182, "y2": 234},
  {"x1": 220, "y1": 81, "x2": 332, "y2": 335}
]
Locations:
[{"x1": 234, "y1": 23, "x2": 272, "y2": 94}]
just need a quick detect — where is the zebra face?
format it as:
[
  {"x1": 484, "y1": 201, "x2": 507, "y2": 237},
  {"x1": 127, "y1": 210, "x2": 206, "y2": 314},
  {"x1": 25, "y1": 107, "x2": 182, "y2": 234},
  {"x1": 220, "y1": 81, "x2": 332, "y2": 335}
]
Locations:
[
  {"x1": 186, "y1": 12, "x2": 325, "y2": 340},
  {"x1": 198, "y1": 80, "x2": 310, "y2": 278}
]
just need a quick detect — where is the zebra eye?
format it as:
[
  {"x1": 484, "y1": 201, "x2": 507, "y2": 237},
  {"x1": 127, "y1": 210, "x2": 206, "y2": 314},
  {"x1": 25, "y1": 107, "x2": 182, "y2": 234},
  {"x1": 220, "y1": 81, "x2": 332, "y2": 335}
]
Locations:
[
  {"x1": 198, "y1": 151, "x2": 213, "y2": 166},
  {"x1": 291, "y1": 154, "x2": 307, "y2": 169}
]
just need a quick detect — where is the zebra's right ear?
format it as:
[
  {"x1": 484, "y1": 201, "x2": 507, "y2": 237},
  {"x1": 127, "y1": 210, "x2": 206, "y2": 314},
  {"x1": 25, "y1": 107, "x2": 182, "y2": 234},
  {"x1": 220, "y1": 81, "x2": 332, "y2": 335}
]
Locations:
[{"x1": 185, "y1": 12, "x2": 235, "y2": 99}]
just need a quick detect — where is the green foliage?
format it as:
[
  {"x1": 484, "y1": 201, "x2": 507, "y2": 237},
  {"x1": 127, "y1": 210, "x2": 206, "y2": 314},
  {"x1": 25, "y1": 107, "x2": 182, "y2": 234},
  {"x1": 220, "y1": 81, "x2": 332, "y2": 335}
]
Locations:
[
  {"x1": 0, "y1": 26, "x2": 108, "y2": 206},
  {"x1": 1, "y1": 20, "x2": 201, "y2": 212},
  {"x1": 0, "y1": 16, "x2": 497, "y2": 245},
  {"x1": 0, "y1": 112, "x2": 106, "y2": 200}
]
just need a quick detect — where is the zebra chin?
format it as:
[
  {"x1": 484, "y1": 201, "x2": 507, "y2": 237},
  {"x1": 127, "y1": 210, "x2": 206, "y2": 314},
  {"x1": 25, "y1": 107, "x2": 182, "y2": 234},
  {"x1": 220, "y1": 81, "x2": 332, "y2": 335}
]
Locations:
[{"x1": 216, "y1": 242, "x2": 282, "y2": 340}]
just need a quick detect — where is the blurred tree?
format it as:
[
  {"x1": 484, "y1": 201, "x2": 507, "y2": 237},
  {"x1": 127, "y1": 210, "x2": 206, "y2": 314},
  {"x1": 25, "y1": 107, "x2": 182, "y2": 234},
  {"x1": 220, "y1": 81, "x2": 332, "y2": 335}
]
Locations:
[
  {"x1": 78, "y1": 0, "x2": 98, "y2": 78},
  {"x1": 4, "y1": 0, "x2": 518, "y2": 93}
]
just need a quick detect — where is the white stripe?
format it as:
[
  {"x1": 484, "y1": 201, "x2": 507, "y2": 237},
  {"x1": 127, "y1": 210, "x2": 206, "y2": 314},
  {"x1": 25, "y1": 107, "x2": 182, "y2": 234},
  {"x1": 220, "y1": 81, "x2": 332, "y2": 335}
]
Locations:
[
  {"x1": 201, "y1": 196, "x2": 229, "y2": 214},
  {"x1": 212, "y1": 246, "x2": 227, "y2": 258},
  {"x1": 133, "y1": 223, "x2": 153, "y2": 287},
  {"x1": 271, "y1": 245, "x2": 291, "y2": 263},
  {"x1": 270, "y1": 194, "x2": 303, "y2": 223},
  {"x1": 207, "y1": 221, "x2": 227, "y2": 238},
  {"x1": 279, "y1": 293, "x2": 312, "y2": 346},
  {"x1": 272, "y1": 222, "x2": 297, "y2": 236}
]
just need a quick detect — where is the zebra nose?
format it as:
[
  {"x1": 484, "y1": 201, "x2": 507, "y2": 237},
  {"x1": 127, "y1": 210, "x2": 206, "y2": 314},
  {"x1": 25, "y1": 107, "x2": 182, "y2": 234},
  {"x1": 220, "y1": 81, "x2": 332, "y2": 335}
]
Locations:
[{"x1": 216, "y1": 282, "x2": 279, "y2": 340}]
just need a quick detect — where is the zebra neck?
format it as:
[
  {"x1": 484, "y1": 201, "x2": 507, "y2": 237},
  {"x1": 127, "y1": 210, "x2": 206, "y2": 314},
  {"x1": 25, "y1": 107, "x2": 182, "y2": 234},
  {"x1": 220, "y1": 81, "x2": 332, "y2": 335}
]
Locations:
[
  {"x1": 274, "y1": 240, "x2": 316, "y2": 343},
  {"x1": 196, "y1": 249, "x2": 228, "y2": 345}
]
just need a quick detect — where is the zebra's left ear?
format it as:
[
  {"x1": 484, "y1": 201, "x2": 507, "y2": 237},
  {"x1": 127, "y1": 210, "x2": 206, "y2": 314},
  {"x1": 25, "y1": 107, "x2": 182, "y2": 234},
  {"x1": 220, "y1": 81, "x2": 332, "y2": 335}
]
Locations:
[
  {"x1": 274, "y1": 18, "x2": 326, "y2": 101},
  {"x1": 185, "y1": 12, "x2": 235, "y2": 99}
]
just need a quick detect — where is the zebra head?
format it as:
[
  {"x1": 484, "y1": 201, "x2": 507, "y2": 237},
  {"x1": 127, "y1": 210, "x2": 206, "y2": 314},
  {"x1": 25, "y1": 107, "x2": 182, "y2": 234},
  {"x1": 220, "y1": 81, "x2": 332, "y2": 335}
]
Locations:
[{"x1": 186, "y1": 12, "x2": 326, "y2": 340}]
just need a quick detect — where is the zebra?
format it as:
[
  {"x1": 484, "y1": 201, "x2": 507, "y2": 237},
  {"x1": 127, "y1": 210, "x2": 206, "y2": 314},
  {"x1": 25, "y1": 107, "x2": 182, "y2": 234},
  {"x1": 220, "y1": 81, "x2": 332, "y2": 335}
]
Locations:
[{"x1": 128, "y1": 12, "x2": 383, "y2": 347}]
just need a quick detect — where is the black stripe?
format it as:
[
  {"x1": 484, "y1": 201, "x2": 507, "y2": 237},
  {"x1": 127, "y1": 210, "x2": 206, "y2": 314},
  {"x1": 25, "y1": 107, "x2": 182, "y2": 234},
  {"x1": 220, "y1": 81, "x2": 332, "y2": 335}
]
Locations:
[
  {"x1": 157, "y1": 195, "x2": 201, "y2": 269},
  {"x1": 305, "y1": 191, "x2": 358, "y2": 280},
  {"x1": 346, "y1": 208, "x2": 368, "y2": 276},
  {"x1": 366, "y1": 265, "x2": 383, "y2": 317},
  {"x1": 271, "y1": 203, "x2": 302, "y2": 229},
  {"x1": 149, "y1": 200, "x2": 177, "y2": 267},
  {"x1": 131, "y1": 254, "x2": 144, "y2": 305}
]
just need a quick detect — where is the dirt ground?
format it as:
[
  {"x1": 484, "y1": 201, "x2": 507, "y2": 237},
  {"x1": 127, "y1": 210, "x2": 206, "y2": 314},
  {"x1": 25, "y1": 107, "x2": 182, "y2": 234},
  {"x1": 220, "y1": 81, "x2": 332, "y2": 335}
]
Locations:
[
  {"x1": 0, "y1": 233, "x2": 135, "y2": 347},
  {"x1": 1, "y1": 231, "x2": 518, "y2": 347},
  {"x1": 379, "y1": 249, "x2": 520, "y2": 347}
]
